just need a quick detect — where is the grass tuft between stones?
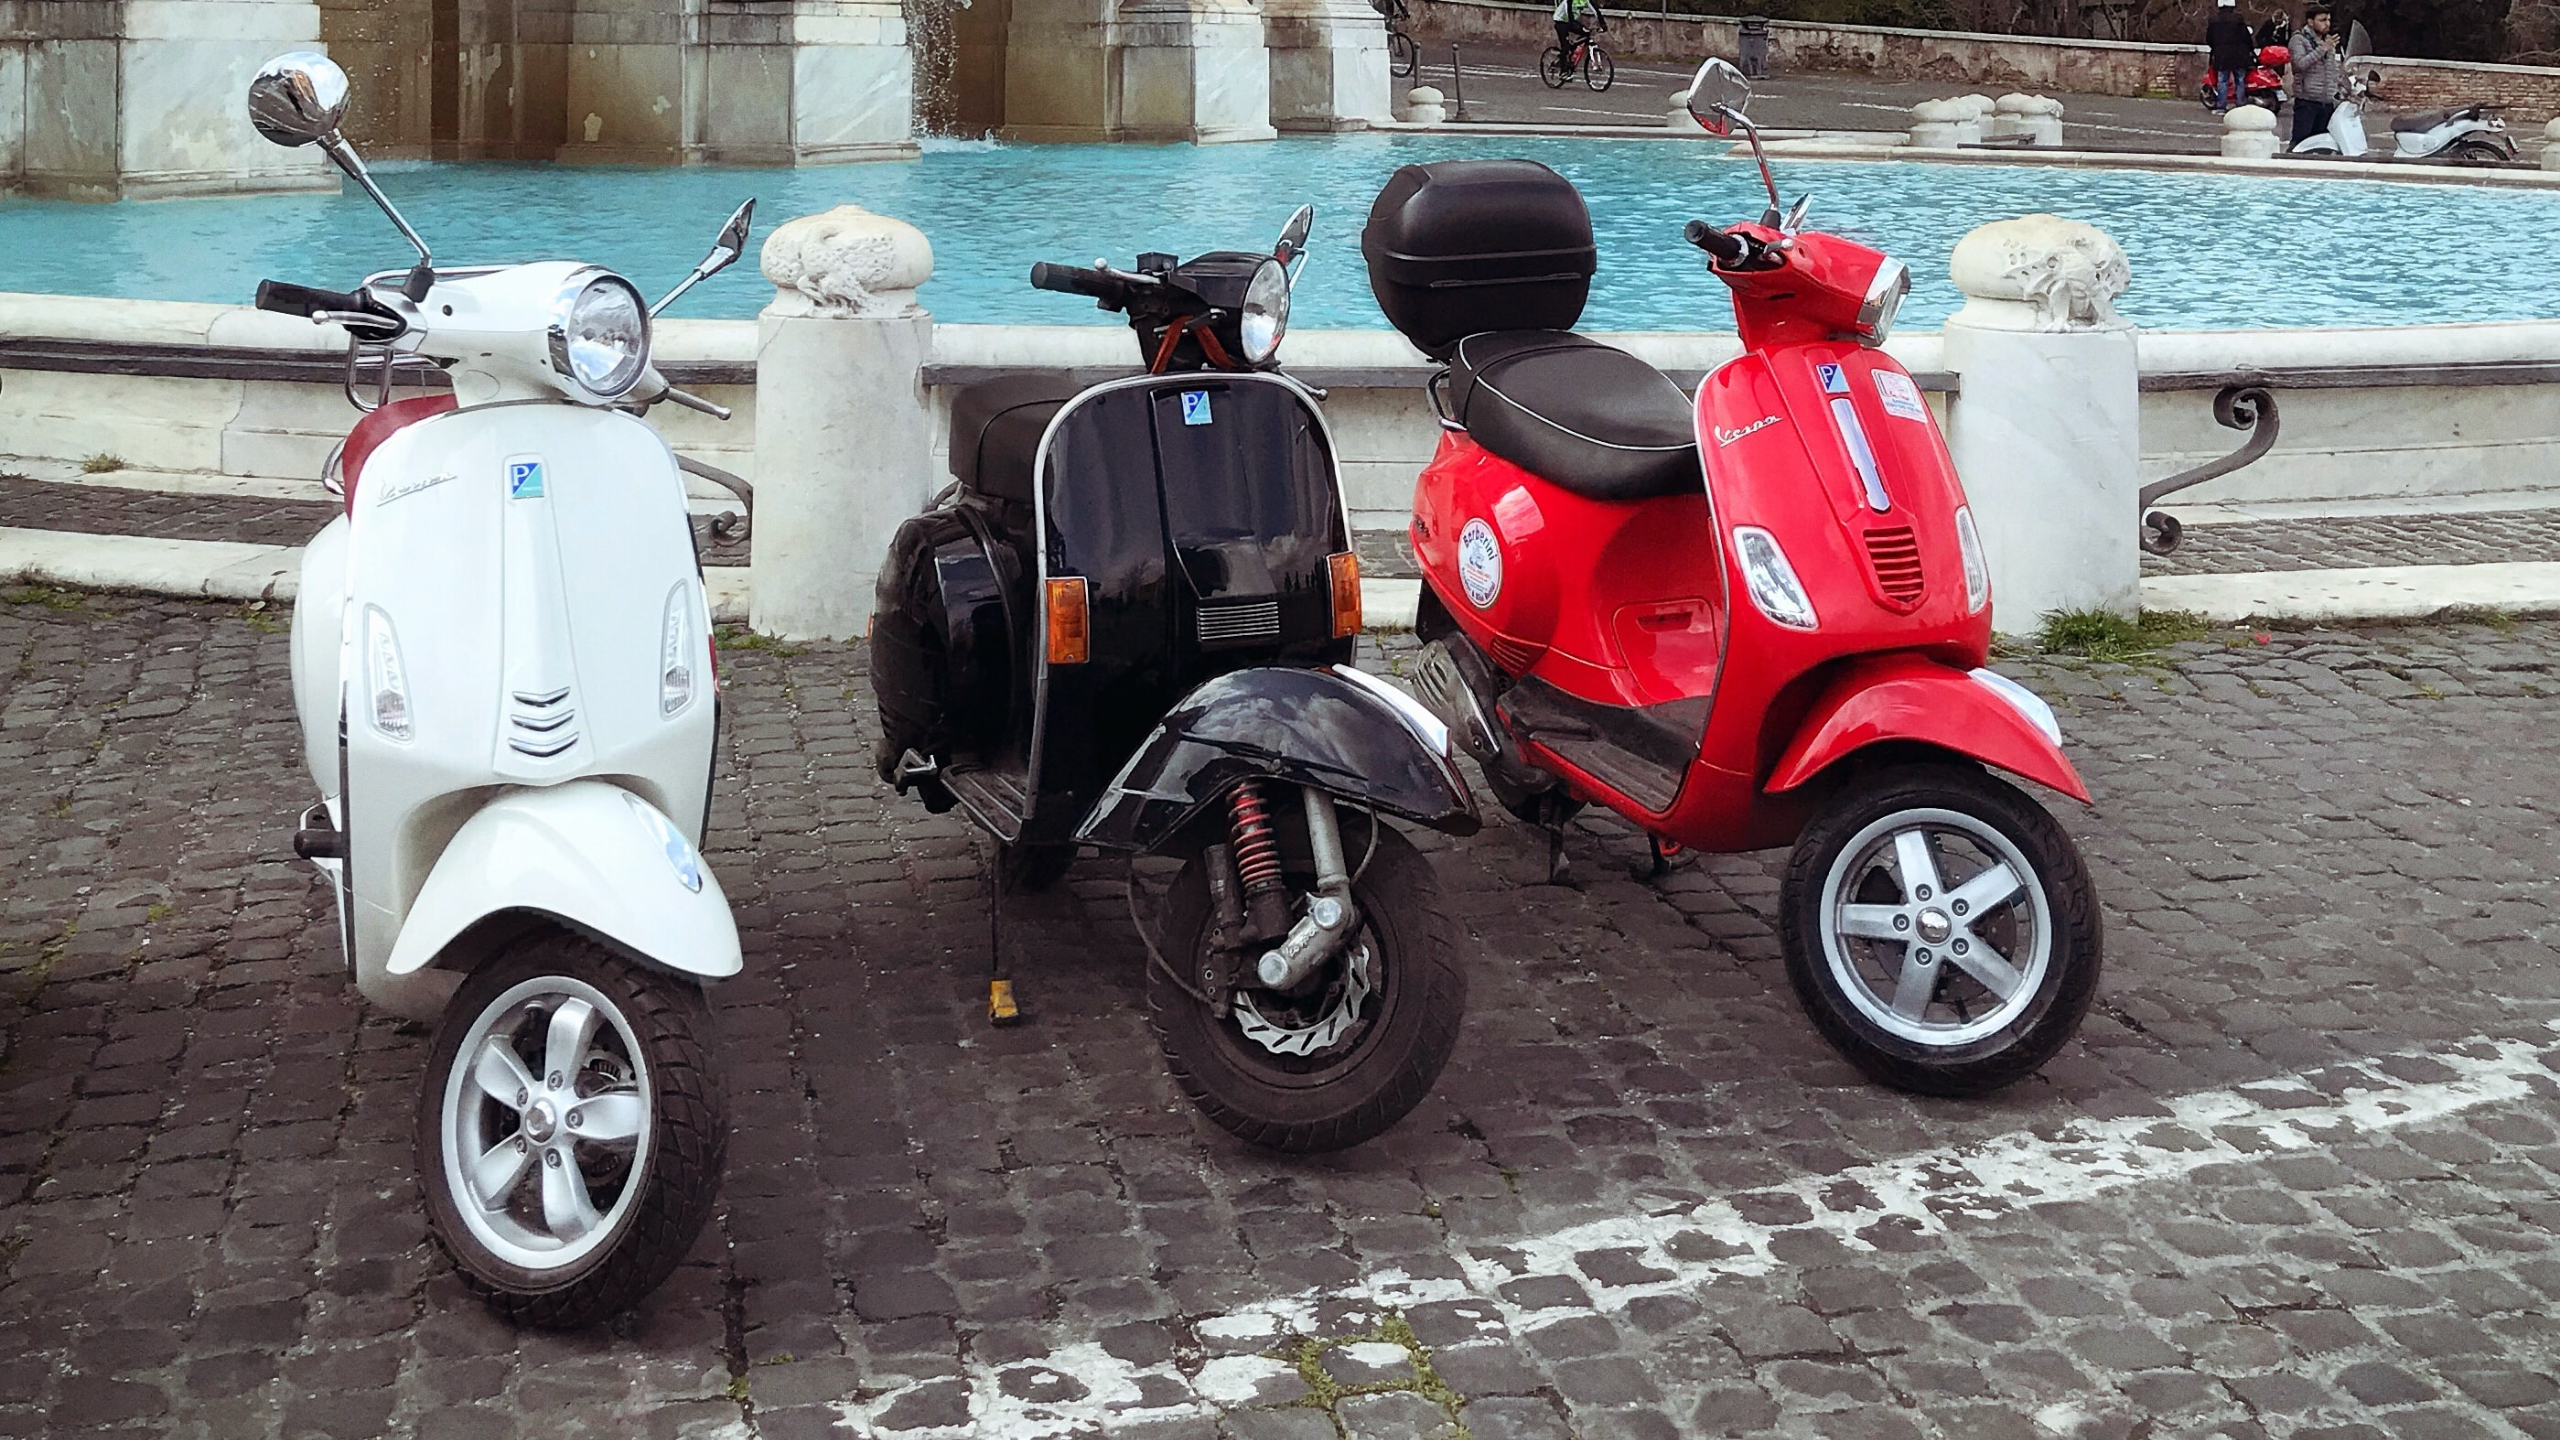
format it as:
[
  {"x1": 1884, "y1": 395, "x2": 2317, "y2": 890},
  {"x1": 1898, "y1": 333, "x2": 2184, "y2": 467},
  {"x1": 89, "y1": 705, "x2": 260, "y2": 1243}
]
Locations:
[
  {"x1": 2, "y1": 586, "x2": 84, "y2": 611},
  {"x1": 716, "y1": 625, "x2": 803, "y2": 658},
  {"x1": 2036, "y1": 607, "x2": 2216, "y2": 664},
  {"x1": 80, "y1": 453, "x2": 126, "y2": 474},
  {"x1": 1270, "y1": 1310, "x2": 1472, "y2": 1438}
]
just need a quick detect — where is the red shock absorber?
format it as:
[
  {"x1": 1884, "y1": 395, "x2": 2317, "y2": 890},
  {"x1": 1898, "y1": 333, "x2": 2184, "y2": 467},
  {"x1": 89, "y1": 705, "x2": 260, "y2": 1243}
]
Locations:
[{"x1": 1227, "y1": 780, "x2": 1291, "y2": 940}]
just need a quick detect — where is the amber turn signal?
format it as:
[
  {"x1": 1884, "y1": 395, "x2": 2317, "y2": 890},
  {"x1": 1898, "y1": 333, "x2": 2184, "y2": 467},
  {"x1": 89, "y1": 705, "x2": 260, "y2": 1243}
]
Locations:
[
  {"x1": 1328, "y1": 551, "x2": 1361, "y2": 638},
  {"x1": 1045, "y1": 576, "x2": 1090, "y2": 664}
]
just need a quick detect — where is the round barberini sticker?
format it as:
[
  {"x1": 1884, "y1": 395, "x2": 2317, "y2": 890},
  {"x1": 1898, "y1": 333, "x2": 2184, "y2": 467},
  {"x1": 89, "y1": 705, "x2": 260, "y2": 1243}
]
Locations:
[{"x1": 1457, "y1": 518, "x2": 1503, "y2": 610}]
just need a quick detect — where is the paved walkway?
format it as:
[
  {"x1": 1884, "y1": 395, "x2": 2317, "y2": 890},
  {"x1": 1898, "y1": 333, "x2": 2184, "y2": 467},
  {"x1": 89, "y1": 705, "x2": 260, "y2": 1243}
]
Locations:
[
  {"x1": 1, "y1": 592, "x2": 2555, "y2": 1438},
  {"x1": 2144, "y1": 508, "x2": 2560, "y2": 577}
]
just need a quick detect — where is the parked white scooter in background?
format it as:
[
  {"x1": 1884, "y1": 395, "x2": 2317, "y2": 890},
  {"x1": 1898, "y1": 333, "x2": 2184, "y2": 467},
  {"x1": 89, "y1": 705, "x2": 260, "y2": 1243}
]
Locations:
[
  {"x1": 2290, "y1": 23, "x2": 2517, "y2": 163},
  {"x1": 247, "y1": 52, "x2": 753, "y2": 1328}
]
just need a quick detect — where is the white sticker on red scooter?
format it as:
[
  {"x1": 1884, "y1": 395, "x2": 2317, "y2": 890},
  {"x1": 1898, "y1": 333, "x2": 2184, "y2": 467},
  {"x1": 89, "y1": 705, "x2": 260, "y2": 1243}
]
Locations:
[
  {"x1": 1458, "y1": 518, "x2": 1503, "y2": 610},
  {"x1": 1874, "y1": 370, "x2": 1930, "y2": 423}
]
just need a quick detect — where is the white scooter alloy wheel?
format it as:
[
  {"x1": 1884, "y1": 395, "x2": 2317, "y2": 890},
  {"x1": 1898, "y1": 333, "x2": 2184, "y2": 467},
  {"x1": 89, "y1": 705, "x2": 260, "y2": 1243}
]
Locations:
[{"x1": 418, "y1": 936, "x2": 726, "y2": 1329}]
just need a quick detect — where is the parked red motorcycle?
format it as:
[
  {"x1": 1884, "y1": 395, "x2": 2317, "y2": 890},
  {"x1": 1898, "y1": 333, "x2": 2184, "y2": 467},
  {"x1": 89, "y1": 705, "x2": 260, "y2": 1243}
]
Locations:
[{"x1": 1371, "y1": 59, "x2": 2102, "y2": 1095}]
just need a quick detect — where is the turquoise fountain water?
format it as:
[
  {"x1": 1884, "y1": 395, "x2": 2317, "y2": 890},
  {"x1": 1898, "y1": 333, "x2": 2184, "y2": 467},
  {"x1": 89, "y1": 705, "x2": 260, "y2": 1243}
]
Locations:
[{"x1": 5, "y1": 133, "x2": 2558, "y2": 331}]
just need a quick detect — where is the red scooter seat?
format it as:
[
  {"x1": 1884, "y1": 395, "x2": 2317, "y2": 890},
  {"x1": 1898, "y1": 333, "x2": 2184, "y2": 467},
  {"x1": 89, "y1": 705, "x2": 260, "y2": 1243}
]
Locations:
[
  {"x1": 1447, "y1": 331, "x2": 1701, "y2": 502},
  {"x1": 338, "y1": 393, "x2": 459, "y2": 514}
]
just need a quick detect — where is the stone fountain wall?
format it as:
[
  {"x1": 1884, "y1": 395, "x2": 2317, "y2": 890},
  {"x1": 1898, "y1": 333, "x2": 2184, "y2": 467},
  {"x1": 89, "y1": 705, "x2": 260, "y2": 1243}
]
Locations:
[
  {"x1": 319, "y1": 0, "x2": 918, "y2": 164},
  {"x1": 0, "y1": 0, "x2": 335, "y2": 199}
]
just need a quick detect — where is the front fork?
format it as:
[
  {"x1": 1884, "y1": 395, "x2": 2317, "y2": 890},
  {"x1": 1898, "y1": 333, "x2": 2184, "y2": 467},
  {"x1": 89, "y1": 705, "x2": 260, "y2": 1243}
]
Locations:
[{"x1": 1201, "y1": 782, "x2": 1362, "y2": 1014}]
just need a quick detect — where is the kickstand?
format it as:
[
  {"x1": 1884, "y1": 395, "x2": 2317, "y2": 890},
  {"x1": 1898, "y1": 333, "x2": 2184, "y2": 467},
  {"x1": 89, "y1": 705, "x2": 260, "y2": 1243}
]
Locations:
[
  {"x1": 986, "y1": 841, "x2": 1024, "y2": 1027},
  {"x1": 1640, "y1": 835, "x2": 1687, "y2": 882},
  {"x1": 1543, "y1": 820, "x2": 1574, "y2": 887}
]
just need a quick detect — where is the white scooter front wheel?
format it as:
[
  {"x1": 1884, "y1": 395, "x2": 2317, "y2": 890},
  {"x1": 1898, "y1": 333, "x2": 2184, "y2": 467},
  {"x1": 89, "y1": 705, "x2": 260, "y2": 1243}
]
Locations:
[{"x1": 418, "y1": 933, "x2": 727, "y2": 1328}]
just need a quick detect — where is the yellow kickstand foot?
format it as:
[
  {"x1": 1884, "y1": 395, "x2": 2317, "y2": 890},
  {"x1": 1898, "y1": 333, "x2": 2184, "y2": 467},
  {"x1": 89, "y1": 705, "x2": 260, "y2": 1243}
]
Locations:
[{"x1": 988, "y1": 978, "x2": 1024, "y2": 1026}]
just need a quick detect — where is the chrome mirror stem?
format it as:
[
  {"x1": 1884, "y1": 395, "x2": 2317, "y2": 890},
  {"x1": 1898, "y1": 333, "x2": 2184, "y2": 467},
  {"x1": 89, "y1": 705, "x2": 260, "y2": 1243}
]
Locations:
[
  {"x1": 318, "y1": 132, "x2": 433, "y2": 276},
  {"x1": 1716, "y1": 106, "x2": 1784, "y2": 216}
]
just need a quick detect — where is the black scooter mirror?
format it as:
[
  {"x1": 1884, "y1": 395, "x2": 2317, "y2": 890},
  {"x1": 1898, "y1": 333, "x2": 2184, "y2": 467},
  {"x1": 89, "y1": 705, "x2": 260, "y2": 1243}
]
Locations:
[
  {"x1": 2345, "y1": 19, "x2": 2372, "y2": 58},
  {"x1": 1275, "y1": 204, "x2": 1314, "y2": 268}
]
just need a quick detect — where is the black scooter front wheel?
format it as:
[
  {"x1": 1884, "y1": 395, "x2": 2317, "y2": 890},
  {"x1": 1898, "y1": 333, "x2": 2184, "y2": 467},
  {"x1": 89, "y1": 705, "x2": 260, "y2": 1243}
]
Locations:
[
  {"x1": 1779, "y1": 763, "x2": 2101, "y2": 1097},
  {"x1": 1149, "y1": 810, "x2": 1466, "y2": 1152}
]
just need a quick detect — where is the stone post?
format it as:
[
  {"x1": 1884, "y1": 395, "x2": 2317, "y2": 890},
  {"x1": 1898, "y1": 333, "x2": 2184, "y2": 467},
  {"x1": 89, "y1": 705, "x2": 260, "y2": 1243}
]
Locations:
[
  {"x1": 1397, "y1": 86, "x2": 1445, "y2": 124},
  {"x1": 1265, "y1": 0, "x2": 1392, "y2": 130},
  {"x1": 1939, "y1": 216, "x2": 2140, "y2": 633},
  {"x1": 2221, "y1": 105, "x2": 2278, "y2": 159},
  {"x1": 2542, "y1": 116, "x2": 2560, "y2": 170},
  {"x1": 1908, "y1": 99, "x2": 1963, "y2": 149},
  {"x1": 751, "y1": 206, "x2": 937, "y2": 641}
]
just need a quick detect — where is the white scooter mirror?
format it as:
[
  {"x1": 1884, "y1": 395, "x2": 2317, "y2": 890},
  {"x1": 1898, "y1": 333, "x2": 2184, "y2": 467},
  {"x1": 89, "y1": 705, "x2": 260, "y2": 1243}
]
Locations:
[
  {"x1": 246, "y1": 52, "x2": 349, "y2": 148},
  {"x1": 1275, "y1": 204, "x2": 1314, "y2": 269},
  {"x1": 247, "y1": 51, "x2": 438, "y2": 298},
  {"x1": 652, "y1": 199, "x2": 758, "y2": 317},
  {"x1": 1685, "y1": 57, "x2": 1752, "y2": 136}
]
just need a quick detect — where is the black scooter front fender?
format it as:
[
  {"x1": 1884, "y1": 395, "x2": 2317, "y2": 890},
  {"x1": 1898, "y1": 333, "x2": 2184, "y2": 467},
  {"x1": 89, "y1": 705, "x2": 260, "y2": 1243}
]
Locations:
[{"x1": 1075, "y1": 667, "x2": 1481, "y2": 853}]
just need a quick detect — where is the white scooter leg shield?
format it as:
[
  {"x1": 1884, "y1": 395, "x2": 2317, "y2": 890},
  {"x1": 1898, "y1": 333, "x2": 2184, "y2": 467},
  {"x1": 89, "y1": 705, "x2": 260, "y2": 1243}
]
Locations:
[{"x1": 386, "y1": 780, "x2": 742, "y2": 981}]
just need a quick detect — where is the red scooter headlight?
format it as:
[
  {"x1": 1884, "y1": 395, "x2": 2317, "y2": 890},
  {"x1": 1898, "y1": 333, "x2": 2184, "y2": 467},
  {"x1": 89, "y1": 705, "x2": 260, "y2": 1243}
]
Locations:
[{"x1": 1856, "y1": 259, "x2": 1910, "y2": 345}]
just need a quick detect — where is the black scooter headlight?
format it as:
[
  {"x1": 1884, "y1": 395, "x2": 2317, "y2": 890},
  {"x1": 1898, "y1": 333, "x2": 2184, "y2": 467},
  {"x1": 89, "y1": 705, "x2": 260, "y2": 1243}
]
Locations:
[{"x1": 1240, "y1": 257, "x2": 1290, "y2": 366}]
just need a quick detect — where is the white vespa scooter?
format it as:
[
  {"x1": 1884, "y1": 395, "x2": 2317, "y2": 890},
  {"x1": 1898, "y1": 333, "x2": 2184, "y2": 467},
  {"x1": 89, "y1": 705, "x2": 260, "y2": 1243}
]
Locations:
[
  {"x1": 2291, "y1": 23, "x2": 2517, "y2": 163},
  {"x1": 247, "y1": 53, "x2": 750, "y2": 1327}
]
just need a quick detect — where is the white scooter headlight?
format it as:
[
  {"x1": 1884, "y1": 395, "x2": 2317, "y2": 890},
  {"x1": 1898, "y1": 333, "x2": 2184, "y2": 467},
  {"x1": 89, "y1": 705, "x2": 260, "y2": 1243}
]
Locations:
[
  {"x1": 1733, "y1": 526, "x2": 1818, "y2": 630},
  {"x1": 1240, "y1": 257, "x2": 1291, "y2": 366},
  {"x1": 547, "y1": 270, "x2": 650, "y2": 400}
]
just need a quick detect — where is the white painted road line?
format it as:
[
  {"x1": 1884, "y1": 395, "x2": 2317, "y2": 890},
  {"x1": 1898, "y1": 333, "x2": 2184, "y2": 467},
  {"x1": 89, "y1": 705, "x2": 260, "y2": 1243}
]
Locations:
[{"x1": 837, "y1": 1027, "x2": 2560, "y2": 1440}]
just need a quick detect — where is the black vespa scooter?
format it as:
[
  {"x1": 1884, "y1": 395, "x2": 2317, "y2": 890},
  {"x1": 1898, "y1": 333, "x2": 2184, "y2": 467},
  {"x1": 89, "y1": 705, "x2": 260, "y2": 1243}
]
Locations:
[{"x1": 870, "y1": 211, "x2": 1481, "y2": 1153}]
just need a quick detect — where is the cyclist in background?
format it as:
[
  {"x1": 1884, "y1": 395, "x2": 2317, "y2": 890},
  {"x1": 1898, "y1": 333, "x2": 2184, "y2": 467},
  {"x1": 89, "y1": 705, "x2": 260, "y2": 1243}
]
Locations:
[{"x1": 1554, "y1": 0, "x2": 1601, "y2": 74}]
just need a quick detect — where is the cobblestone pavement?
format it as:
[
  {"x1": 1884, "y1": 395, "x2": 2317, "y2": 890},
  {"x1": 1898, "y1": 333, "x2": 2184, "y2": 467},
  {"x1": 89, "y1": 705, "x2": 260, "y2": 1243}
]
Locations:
[
  {"x1": 0, "y1": 477, "x2": 338, "y2": 549},
  {"x1": 2144, "y1": 508, "x2": 2560, "y2": 579},
  {"x1": 0, "y1": 475, "x2": 752, "y2": 568},
  {"x1": 2, "y1": 595, "x2": 2558, "y2": 1439}
]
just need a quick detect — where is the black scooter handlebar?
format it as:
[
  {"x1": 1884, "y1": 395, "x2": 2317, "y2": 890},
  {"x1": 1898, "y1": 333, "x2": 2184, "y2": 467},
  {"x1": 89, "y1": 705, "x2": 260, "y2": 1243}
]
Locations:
[
  {"x1": 256, "y1": 279, "x2": 372, "y2": 319},
  {"x1": 1684, "y1": 220, "x2": 1751, "y2": 265},
  {"x1": 1029, "y1": 261, "x2": 1126, "y2": 305}
]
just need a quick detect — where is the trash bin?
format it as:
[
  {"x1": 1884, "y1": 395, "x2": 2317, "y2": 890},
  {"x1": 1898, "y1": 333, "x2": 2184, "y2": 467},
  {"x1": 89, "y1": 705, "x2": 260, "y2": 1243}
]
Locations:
[{"x1": 1738, "y1": 16, "x2": 1770, "y2": 78}]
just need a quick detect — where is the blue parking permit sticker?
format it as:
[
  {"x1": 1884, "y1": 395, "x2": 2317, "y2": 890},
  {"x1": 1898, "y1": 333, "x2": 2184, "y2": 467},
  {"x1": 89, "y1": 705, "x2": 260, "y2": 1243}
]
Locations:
[
  {"x1": 507, "y1": 459, "x2": 545, "y2": 498},
  {"x1": 1817, "y1": 362, "x2": 1850, "y2": 394},
  {"x1": 1181, "y1": 391, "x2": 1213, "y2": 426}
]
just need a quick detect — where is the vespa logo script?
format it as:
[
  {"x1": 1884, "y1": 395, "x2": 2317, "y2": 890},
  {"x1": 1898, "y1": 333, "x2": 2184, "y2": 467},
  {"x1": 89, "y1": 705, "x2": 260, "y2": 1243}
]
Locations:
[{"x1": 1715, "y1": 415, "x2": 1782, "y2": 448}]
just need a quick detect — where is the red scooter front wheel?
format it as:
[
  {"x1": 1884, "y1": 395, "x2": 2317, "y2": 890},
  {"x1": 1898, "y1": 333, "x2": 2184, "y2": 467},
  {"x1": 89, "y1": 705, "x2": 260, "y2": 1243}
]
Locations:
[{"x1": 1778, "y1": 764, "x2": 2102, "y2": 1096}]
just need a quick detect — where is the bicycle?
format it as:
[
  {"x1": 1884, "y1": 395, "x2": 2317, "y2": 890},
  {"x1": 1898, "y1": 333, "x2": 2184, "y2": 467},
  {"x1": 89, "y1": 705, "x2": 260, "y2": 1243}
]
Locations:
[
  {"x1": 1381, "y1": 0, "x2": 1418, "y2": 77},
  {"x1": 1538, "y1": 35, "x2": 1614, "y2": 91}
]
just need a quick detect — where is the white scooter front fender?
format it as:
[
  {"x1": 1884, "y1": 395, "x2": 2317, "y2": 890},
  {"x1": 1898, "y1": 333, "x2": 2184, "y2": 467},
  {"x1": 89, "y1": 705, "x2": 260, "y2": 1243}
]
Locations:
[{"x1": 385, "y1": 779, "x2": 741, "y2": 983}]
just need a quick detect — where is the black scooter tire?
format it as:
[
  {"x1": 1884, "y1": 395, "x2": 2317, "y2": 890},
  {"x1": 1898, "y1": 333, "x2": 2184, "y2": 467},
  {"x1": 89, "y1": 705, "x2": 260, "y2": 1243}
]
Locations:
[
  {"x1": 1149, "y1": 815, "x2": 1465, "y2": 1152},
  {"x1": 416, "y1": 934, "x2": 727, "y2": 1329},
  {"x1": 1778, "y1": 764, "x2": 2101, "y2": 1098}
]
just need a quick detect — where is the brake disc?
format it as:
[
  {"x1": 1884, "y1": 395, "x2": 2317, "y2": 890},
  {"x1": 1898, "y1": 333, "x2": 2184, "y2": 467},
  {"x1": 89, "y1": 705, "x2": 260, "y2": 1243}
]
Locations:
[{"x1": 1232, "y1": 942, "x2": 1373, "y2": 1058}]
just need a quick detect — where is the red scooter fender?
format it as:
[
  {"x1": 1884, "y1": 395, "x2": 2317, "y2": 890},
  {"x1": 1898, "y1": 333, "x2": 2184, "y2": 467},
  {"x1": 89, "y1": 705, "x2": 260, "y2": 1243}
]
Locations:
[{"x1": 1763, "y1": 653, "x2": 2091, "y2": 804}]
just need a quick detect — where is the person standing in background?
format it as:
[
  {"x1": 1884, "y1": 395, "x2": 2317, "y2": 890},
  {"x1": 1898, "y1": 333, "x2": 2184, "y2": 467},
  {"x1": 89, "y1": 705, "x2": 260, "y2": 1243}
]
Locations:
[
  {"x1": 2290, "y1": 6, "x2": 2344, "y2": 145},
  {"x1": 2207, "y1": 0, "x2": 2255, "y2": 112}
]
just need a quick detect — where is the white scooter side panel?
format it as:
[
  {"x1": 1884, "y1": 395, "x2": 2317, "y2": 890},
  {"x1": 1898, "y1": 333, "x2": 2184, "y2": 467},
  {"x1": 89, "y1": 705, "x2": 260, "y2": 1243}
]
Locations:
[
  {"x1": 385, "y1": 780, "x2": 740, "y2": 979},
  {"x1": 337, "y1": 405, "x2": 719, "y2": 1013},
  {"x1": 290, "y1": 514, "x2": 352, "y2": 798}
]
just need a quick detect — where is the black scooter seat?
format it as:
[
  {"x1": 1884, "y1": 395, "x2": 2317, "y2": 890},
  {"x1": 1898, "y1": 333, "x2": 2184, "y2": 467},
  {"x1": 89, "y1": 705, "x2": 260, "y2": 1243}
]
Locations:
[
  {"x1": 1447, "y1": 331, "x2": 1702, "y2": 502},
  {"x1": 950, "y1": 373, "x2": 1078, "y2": 506}
]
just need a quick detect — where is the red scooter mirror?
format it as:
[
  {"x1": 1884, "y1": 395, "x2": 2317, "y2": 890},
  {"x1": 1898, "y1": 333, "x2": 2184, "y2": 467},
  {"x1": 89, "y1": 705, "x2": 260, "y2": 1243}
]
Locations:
[
  {"x1": 1685, "y1": 57, "x2": 1786, "y2": 220},
  {"x1": 1684, "y1": 57, "x2": 1750, "y2": 136}
]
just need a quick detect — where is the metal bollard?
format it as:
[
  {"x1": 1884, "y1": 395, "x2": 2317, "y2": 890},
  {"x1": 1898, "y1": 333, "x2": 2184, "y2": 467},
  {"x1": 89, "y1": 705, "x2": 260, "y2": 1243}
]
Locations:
[{"x1": 1450, "y1": 43, "x2": 1471, "y2": 121}]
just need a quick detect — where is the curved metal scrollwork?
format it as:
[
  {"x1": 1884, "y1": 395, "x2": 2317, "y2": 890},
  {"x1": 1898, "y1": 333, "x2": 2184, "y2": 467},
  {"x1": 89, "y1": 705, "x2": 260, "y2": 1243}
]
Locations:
[{"x1": 2138, "y1": 384, "x2": 2279, "y2": 555}]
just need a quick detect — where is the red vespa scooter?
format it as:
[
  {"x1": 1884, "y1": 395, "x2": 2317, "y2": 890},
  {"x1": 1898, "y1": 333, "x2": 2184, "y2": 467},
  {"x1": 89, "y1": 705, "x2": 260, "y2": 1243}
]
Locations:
[{"x1": 1373, "y1": 59, "x2": 2101, "y2": 1096}]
